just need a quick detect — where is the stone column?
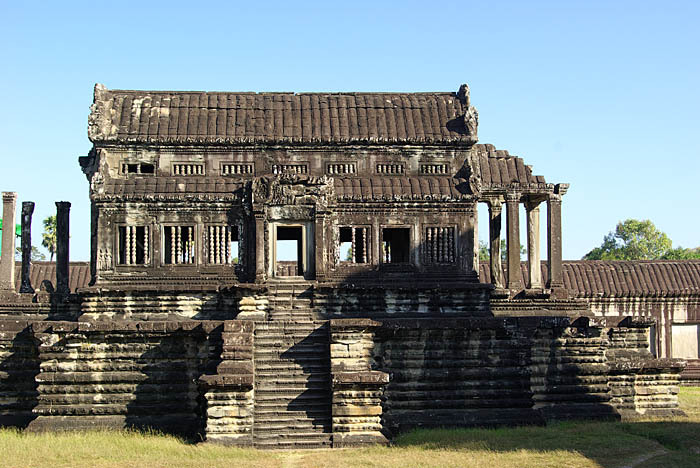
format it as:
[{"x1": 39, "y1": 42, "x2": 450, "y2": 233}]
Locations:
[
  {"x1": 253, "y1": 212, "x2": 266, "y2": 282},
  {"x1": 0, "y1": 192, "x2": 17, "y2": 292},
  {"x1": 526, "y1": 201, "x2": 542, "y2": 289},
  {"x1": 20, "y1": 201, "x2": 35, "y2": 293},
  {"x1": 55, "y1": 201, "x2": 71, "y2": 295},
  {"x1": 314, "y1": 212, "x2": 327, "y2": 281},
  {"x1": 546, "y1": 187, "x2": 567, "y2": 296},
  {"x1": 487, "y1": 199, "x2": 503, "y2": 289},
  {"x1": 505, "y1": 193, "x2": 523, "y2": 292}
]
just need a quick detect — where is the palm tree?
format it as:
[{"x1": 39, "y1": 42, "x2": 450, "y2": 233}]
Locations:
[{"x1": 42, "y1": 215, "x2": 57, "y2": 261}]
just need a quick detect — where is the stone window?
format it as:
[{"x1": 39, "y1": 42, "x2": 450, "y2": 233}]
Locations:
[
  {"x1": 117, "y1": 226, "x2": 149, "y2": 265},
  {"x1": 327, "y1": 163, "x2": 356, "y2": 175},
  {"x1": 121, "y1": 163, "x2": 155, "y2": 175},
  {"x1": 272, "y1": 164, "x2": 308, "y2": 175},
  {"x1": 204, "y1": 225, "x2": 239, "y2": 264},
  {"x1": 221, "y1": 163, "x2": 254, "y2": 176},
  {"x1": 338, "y1": 226, "x2": 369, "y2": 264},
  {"x1": 424, "y1": 226, "x2": 455, "y2": 263},
  {"x1": 172, "y1": 163, "x2": 204, "y2": 175},
  {"x1": 163, "y1": 226, "x2": 196, "y2": 264},
  {"x1": 381, "y1": 228, "x2": 410, "y2": 263},
  {"x1": 376, "y1": 163, "x2": 405, "y2": 175},
  {"x1": 420, "y1": 163, "x2": 449, "y2": 174}
]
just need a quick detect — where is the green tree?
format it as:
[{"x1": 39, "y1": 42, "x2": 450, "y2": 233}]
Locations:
[
  {"x1": 583, "y1": 219, "x2": 676, "y2": 260},
  {"x1": 662, "y1": 247, "x2": 700, "y2": 260},
  {"x1": 15, "y1": 246, "x2": 47, "y2": 261},
  {"x1": 479, "y1": 240, "x2": 526, "y2": 263},
  {"x1": 41, "y1": 215, "x2": 57, "y2": 262}
]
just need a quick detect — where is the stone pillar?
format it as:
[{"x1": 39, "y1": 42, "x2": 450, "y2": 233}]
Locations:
[
  {"x1": 505, "y1": 193, "x2": 523, "y2": 292},
  {"x1": 0, "y1": 192, "x2": 17, "y2": 292},
  {"x1": 20, "y1": 201, "x2": 35, "y2": 293},
  {"x1": 526, "y1": 201, "x2": 542, "y2": 290},
  {"x1": 55, "y1": 201, "x2": 71, "y2": 295},
  {"x1": 314, "y1": 212, "x2": 327, "y2": 281},
  {"x1": 546, "y1": 185, "x2": 568, "y2": 298},
  {"x1": 487, "y1": 199, "x2": 503, "y2": 289},
  {"x1": 253, "y1": 212, "x2": 266, "y2": 282}
]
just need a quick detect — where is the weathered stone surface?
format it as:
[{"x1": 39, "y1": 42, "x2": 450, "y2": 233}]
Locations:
[{"x1": 0, "y1": 82, "x2": 692, "y2": 450}]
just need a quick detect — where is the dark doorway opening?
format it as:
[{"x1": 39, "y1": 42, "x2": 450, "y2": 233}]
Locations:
[
  {"x1": 382, "y1": 228, "x2": 410, "y2": 263},
  {"x1": 276, "y1": 226, "x2": 304, "y2": 276}
]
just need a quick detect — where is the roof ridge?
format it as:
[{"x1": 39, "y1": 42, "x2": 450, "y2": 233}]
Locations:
[{"x1": 104, "y1": 89, "x2": 458, "y2": 96}]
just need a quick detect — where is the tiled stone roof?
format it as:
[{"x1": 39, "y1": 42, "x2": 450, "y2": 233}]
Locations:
[
  {"x1": 102, "y1": 177, "x2": 245, "y2": 197},
  {"x1": 471, "y1": 144, "x2": 547, "y2": 188},
  {"x1": 479, "y1": 260, "x2": 700, "y2": 298},
  {"x1": 334, "y1": 176, "x2": 471, "y2": 201},
  {"x1": 13, "y1": 262, "x2": 90, "y2": 293},
  {"x1": 89, "y1": 84, "x2": 477, "y2": 146}
]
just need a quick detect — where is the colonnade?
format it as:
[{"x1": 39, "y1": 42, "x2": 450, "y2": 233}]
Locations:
[{"x1": 484, "y1": 185, "x2": 567, "y2": 297}]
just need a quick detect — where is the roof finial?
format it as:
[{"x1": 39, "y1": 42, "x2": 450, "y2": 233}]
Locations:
[{"x1": 457, "y1": 83, "x2": 470, "y2": 106}]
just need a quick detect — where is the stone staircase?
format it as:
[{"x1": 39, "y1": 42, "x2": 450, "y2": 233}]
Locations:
[
  {"x1": 266, "y1": 281, "x2": 318, "y2": 321},
  {"x1": 253, "y1": 281, "x2": 332, "y2": 449}
]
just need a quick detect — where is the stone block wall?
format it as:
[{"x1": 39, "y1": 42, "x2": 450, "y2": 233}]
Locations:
[
  {"x1": 529, "y1": 321, "x2": 617, "y2": 421},
  {"x1": 605, "y1": 321, "x2": 685, "y2": 418},
  {"x1": 330, "y1": 319, "x2": 388, "y2": 447},
  {"x1": 199, "y1": 320, "x2": 255, "y2": 445},
  {"x1": 0, "y1": 320, "x2": 39, "y2": 428},
  {"x1": 372, "y1": 317, "x2": 627, "y2": 435},
  {"x1": 26, "y1": 321, "x2": 218, "y2": 435},
  {"x1": 79, "y1": 288, "x2": 268, "y2": 321},
  {"x1": 0, "y1": 313, "x2": 689, "y2": 446},
  {"x1": 374, "y1": 318, "x2": 538, "y2": 434},
  {"x1": 317, "y1": 286, "x2": 491, "y2": 318}
]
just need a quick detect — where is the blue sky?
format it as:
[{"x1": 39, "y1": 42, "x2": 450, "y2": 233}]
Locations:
[{"x1": 0, "y1": 0, "x2": 698, "y2": 261}]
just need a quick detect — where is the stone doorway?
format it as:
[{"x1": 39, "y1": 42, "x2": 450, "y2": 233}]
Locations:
[{"x1": 274, "y1": 225, "x2": 305, "y2": 277}]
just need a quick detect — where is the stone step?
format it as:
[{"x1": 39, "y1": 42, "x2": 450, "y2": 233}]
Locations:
[
  {"x1": 254, "y1": 358, "x2": 330, "y2": 368},
  {"x1": 254, "y1": 394, "x2": 331, "y2": 405},
  {"x1": 254, "y1": 321, "x2": 324, "y2": 330},
  {"x1": 252, "y1": 435, "x2": 333, "y2": 450},
  {"x1": 254, "y1": 341, "x2": 328, "y2": 351},
  {"x1": 255, "y1": 374, "x2": 329, "y2": 385},
  {"x1": 253, "y1": 422, "x2": 332, "y2": 434},
  {"x1": 254, "y1": 406, "x2": 330, "y2": 416},
  {"x1": 254, "y1": 333, "x2": 327, "y2": 343},
  {"x1": 254, "y1": 360, "x2": 329, "y2": 369},
  {"x1": 264, "y1": 316, "x2": 320, "y2": 323}
]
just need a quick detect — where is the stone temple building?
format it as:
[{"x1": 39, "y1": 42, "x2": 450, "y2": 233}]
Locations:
[{"x1": 0, "y1": 83, "x2": 695, "y2": 449}]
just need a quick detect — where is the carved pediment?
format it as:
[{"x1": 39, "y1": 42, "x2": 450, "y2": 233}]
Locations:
[{"x1": 252, "y1": 175, "x2": 335, "y2": 207}]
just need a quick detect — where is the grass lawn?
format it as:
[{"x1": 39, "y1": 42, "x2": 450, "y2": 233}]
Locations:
[{"x1": 1, "y1": 387, "x2": 698, "y2": 468}]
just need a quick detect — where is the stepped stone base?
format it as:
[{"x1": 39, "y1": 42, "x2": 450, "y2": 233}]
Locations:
[{"x1": 0, "y1": 283, "x2": 688, "y2": 449}]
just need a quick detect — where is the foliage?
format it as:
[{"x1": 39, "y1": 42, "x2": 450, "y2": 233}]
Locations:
[
  {"x1": 41, "y1": 216, "x2": 57, "y2": 262},
  {"x1": 663, "y1": 247, "x2": 700, "y2": 260},
  {"x1": 583, "y1": 219, "x2": 673, "y2": 260},
  {"x1": 14, "y1": 246, "x2": 46, "y2": 261},
  {"x1": 479, "y1": 240, "x2": 526, "y2": 263}
]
